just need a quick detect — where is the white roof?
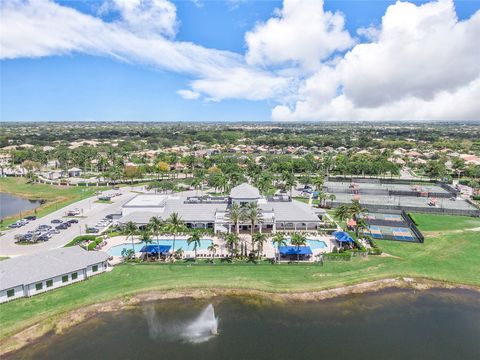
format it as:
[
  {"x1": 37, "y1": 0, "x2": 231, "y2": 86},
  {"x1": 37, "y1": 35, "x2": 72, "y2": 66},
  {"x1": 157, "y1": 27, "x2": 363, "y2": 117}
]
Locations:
[
  {"x1": 124, "y1": 194, "x2": 168, "y2": 207},
  {"x1": 0, "y1": 247, "x2": 109, "y2": 291},
  {"x1": 230, "y1": 183, "x2": 260, "y2": 199}
]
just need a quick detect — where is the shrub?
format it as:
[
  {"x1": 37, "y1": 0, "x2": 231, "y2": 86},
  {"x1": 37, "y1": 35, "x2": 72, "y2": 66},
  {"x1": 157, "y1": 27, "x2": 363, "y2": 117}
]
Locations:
[
  {"x1": 64, "y1": 235, "x2": 98, "y2": 247},
  {"x1": 324, "y1": 252, "x2": 351, "y2": 261}
]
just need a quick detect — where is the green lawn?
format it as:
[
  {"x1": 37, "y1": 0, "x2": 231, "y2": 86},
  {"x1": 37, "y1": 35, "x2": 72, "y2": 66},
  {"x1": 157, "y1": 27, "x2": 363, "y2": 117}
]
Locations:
[
  {"x1": 0, "y1": 177, "x2": 107, "y2": 230},
  {"x1": 0, "y1": 213, "x2": 479, "y2": 343},
  {"x1": 409, "y1": 213, "x2": 480, "y2": 232}
]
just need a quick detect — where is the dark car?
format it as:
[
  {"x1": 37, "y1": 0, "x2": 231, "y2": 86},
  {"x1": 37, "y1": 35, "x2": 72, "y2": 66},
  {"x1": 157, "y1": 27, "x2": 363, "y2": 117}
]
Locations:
[
  {"x1": 37, "y1": 225, "x2": 52, "y2": 230},
  {"x1": 67, "y1": 219, "x2": 79, "y2": 224},
  {"x1": 51, "y1": 219, "x2": 63, "y2": 224},
  {"x1": 24, "y1": 215, "x2": 37, "y2": 221},
  {"x1": 38, "y1": 235, "x2": 49, "y2": 241},
  {"x1": 86, "y1": 227, "x2": 99, "y2": 234},
  {"x1": 56, "y1": 223, "x2": 69, "y2": 230}
]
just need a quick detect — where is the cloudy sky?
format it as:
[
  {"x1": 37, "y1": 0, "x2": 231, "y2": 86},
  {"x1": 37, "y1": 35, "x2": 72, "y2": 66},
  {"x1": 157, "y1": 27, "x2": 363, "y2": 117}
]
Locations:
[{"x1": 1, "y1": 0, "x2": 479, "y2": 122}]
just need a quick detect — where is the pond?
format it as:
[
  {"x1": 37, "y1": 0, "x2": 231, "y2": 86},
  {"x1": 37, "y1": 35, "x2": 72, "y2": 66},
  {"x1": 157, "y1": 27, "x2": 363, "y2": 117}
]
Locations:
[
  {"x1": 6, "y1": 288, "x2": 480, "y2": 360},
  {"x1": 0, "y1": 193, "x2": 43, "y2": 219}
]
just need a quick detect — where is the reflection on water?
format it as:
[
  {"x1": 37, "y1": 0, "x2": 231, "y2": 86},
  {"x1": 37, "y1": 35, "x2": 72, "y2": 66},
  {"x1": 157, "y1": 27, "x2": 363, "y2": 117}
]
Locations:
[
  {"x1": 6, "y1": 289, "x2": 480, "y2": 360},
  {"x1": 0, "y1": 193, "x2": 43, "y2": 219}
]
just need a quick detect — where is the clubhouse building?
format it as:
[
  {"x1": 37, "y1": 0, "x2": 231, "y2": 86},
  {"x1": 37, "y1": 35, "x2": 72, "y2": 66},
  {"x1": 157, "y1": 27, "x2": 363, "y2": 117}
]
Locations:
[
  {"x1": 119, "y1": 183, "x2": 324, "y2": 233},
  {"x1": 0, "y1": 247, "x2": 109, "y2": 303}
]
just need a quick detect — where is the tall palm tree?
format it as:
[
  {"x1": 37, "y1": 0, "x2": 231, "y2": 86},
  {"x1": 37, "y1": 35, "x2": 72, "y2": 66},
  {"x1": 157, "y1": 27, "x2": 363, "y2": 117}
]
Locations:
[
  {"x1": 228, "y1": 202, "x2": 243, "y2": 235},
  {"x1": 224, "y1": 233, "x2": 239, "y2": 256},
  {"x1": 283, "y1": 172, "x2": 296, "y2": 197},
  {"x1": 164, "y1": 212, "x2": 185, "y2": 255},
  {"x1": 252, "y1": 232, "x2": 267, "y2": 259},
  {"x1": 148, "y1": 216, "x2": 163, "y2": 260},
  {"x1": 243, "y1": 202, "x2": 263, "y2": 251},
  {"x1": 139, "y1": 229, "x2": 152, "y2": 261},
  {"x1": 290, "y1": 233, "x2": 307, "y2": 262},
  {"x1": 187, "y1": 230, "x2": 202, "y2": 260},
  {"x1": 272, "y1": 233, "x2": 287, "y2": 262},
  {"x1": 124, "y1": 221, "x2": 138, "y2": 254}
]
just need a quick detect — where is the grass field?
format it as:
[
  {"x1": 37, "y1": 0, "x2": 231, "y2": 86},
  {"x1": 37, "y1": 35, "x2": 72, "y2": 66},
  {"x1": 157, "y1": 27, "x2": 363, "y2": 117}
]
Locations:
[
  {"x1": 0, "y1": 213, "x2": 479, "y2": 342},
  {"x1": 0, "y1": 177, "x2": 106, "y2": 230}
]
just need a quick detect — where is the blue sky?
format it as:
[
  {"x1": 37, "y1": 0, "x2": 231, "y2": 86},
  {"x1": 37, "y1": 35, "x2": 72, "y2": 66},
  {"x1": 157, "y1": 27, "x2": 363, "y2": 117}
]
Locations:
[{"x1": 1, "y1": 0, "x2": 479, "y2": 122}]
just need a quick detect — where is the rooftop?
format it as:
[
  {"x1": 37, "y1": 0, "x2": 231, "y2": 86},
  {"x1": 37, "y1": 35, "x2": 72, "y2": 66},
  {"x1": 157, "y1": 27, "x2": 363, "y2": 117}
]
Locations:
[
  {"x1": 230, "y1": 183, "x2": 260, "y2": 199},
  {"x1": 0, "y1": 247, "x2": 109, "y2": 291}
]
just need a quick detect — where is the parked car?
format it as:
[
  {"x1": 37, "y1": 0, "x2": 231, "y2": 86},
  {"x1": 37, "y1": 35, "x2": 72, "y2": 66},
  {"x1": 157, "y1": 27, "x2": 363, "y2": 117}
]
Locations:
[
  {"x1": 51, "y1": 219, "x2": 63, "y2": 224},
  {"x1": 24, "y1": 215, "x2": 37, "y2": 221},
  {"x1": 66, "y1": 209, "x2": 81, "y2": 216},
  {"x1": 67, "y1": 219, "x2": 79, "y2": 224},
  {"x1": 8, "y1": 223, "x2": 20, "y2": 229},
  {"x1": 86, "y1": 227, "x2": 99, "y2": 234},
  {"x1": 37, "y1": 224, "x2": 52, "y2": 230},
  {"x1": 56, "y1": 223, "x2": 69, "y2": 230},
  {"x1": 38, "y1": 235, "x2": 49, "y2": 241}
]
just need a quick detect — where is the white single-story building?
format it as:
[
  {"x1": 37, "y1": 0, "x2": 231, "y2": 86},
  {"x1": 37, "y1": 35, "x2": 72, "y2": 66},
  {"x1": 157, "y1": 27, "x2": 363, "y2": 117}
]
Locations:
[
  {"x1": 67, "y1": 167, "x2": 83, "y2": 177},
  {"x1": 0, "y1": 247, "x2": 109, "y2": 303},
  {"x1": 119, "y1": 183, "x2": 325, "y2": 233}
]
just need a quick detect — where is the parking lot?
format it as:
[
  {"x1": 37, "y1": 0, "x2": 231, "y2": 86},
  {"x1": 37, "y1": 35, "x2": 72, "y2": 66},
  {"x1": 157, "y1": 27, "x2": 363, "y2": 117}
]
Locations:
[{"x1": 0, "y1": 189, "x2": 137, "y2": 257}]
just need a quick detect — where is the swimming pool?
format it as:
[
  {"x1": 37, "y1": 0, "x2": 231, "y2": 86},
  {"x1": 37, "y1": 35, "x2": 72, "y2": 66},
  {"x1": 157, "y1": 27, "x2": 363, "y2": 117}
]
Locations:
[
  {"x1": 306, "y1": 239, "x2": 328, "y2": 250},
  {"x1": 107, "y1": 239, "x2": 213, "y2": 256},
  {"x1": 281, "y1": 237, "x2": 328, "y2": 251}
]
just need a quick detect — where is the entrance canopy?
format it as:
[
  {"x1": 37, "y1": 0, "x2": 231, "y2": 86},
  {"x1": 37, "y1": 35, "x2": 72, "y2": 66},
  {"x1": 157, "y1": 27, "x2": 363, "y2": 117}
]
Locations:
[
  {"x1": 332, "y1": 231, "x2": 355, "y2": 243},
  {"x1": 140, "y1": 245, "x2": 171, "y2": 253},
  {"x1": 278, "y1": 246, "x2": 313, "y2": 255}
]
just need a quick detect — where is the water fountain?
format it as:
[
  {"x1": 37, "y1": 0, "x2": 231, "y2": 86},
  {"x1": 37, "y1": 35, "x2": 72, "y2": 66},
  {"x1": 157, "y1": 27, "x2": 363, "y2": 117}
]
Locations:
[
  {"x1": 145, "y1": 303, "x2": 219, "y2": 344},
  {"x1": 183, "y1": 304, "x2": 219, "y2": 342}
]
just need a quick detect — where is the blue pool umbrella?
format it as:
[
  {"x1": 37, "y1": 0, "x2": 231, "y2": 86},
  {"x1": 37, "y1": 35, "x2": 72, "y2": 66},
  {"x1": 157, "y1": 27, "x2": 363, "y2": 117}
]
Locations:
[
  {"x1": 332, "y1": 231, "x2": 354, "y2": 243},
  {"x1": 278, "y1": 246, "x2": 313, "y2": 255},
  {"x1": 140, "y1": 245, "x2": 171, "y2": 253}
]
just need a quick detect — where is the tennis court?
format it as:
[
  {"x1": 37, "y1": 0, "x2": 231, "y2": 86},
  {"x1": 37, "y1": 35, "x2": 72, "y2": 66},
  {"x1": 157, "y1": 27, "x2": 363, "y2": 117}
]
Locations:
[{"x1": 367, "y1": 224, "x2": 416, "y2": 242}]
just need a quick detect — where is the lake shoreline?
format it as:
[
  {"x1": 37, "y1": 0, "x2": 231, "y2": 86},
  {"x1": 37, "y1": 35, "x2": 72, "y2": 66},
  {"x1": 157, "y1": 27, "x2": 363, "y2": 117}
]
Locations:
[{"x1": 2, "y1": 277, "x2": 479, "y2": 356}]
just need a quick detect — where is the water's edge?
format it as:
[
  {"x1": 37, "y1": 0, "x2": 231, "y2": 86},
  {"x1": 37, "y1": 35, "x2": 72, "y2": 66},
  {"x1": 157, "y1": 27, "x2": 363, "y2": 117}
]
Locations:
[{"x1": 2, "y1": 277, "x2": 479, "y2": 356}]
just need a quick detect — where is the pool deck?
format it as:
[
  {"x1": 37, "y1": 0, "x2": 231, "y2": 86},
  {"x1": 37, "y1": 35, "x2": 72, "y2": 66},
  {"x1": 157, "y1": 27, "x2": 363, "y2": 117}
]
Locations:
[{"x1": 101, "y1": 233, "x2": 337, "y2": 262}]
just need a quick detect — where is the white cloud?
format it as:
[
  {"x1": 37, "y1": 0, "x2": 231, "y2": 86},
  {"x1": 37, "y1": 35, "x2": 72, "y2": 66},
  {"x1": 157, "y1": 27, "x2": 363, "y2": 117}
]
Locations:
[
  {"x1": 1, "y1": 0, "x2": 479, "y2": 121},
  {"x1": 245, "y1": 0, "x2": 354, "y2": 70},
  {"x1": 0, "y1": 0, "x2": 287, "y2": 101},
  {"x1": 111, "y1": 0, "x2": 178, "y2": 38},
  {"x1": 177, "y1": 89, "x2": 200, "y2": 100},
  {"x1": 273, "y1": 0, "x2": 480, "y2": 121}
]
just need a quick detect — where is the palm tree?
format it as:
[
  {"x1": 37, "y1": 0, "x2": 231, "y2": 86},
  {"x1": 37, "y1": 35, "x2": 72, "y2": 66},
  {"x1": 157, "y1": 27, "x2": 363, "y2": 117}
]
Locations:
[
  {"x1": 283, "y1": 172, "x2": 296, "y2": 197},
  {"x1": 328, "y1": 194, "x2": 336, "y2": 207},
  {"x1": 252, "y1": 232, "x2": 267, "y2": 259},
  {"x1": 313, "y1": 174, "x2": 325, "y2": 192},
  {"x1": 333, "y1": 204, "x2": 350, "y2": 222},
  {"x1": 355, "y1": 218, "x2": 369, "y2": 238},
  {"x1": 272, "y1": 233, "x2": 287, "y2": 262},
  {"x1": 164, "y1": 212, "x2": 185, "y2": 255},
  {"x1": 124, "y1": 221, "x2": 138, "y2": 254},
  {"x1": 243, "y1": 202, "x2": 263, "y2": 251},
  {"x1": 290, "y1": 233, "x2": 307, "y2": 262},
  {"x1": 228, "y1": 202, "x2": 243, "y2": 235},
  {"x1": 191, "y1": 177, "x2": 202, "y2": 194},
  {"x1": 148, "y1": 216, "x2": 163, "y2": 260},
  {"x1": 207, "y1": 243, "x2": 218, "y2": 259},
  {"x1": 187, "y1": 230, "x2": 202, "y2": 260},
  {"x1": 224, "y1": 233, "x2": 239, "y2": 256},
  {"x1": 139, "y1": 229, "x2": 152, "y2": 261}
]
